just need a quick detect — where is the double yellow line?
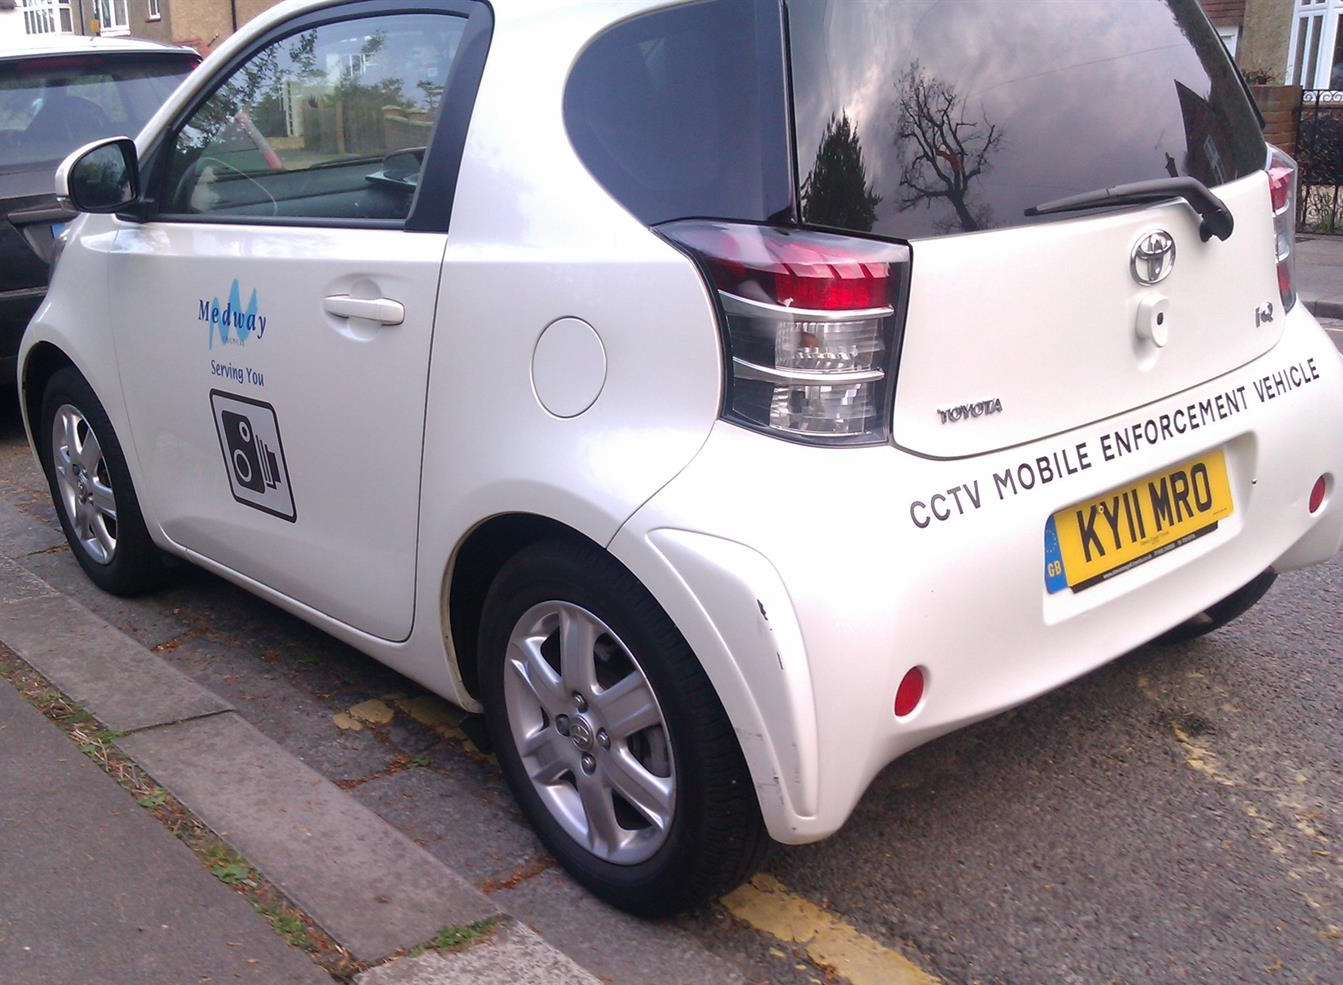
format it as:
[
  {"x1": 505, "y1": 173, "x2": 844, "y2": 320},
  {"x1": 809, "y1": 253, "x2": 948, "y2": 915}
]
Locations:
[{"x1": 723, "y1": 874, "x2": 940, "y2": 985}]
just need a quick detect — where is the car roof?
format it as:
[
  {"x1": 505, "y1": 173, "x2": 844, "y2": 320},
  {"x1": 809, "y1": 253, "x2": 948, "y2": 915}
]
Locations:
[{"x1": 0, "y1": 35, "x2": 199, "y2": 62}]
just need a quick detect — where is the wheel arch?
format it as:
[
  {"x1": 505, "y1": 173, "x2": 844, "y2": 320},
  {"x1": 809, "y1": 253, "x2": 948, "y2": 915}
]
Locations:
[
  {"x1": 440, "y1": 510, "x2": 805, "y2": 842},
  {"x1": 19, "y1": 340, "x2": 77, "y2": 450},
  {"x1": 445, "y1": 512, "x2": 604, "y2": 702}
]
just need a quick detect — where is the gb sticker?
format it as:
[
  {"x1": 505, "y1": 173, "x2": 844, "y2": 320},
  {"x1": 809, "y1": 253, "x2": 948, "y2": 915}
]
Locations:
[{"x1": 210, "y1": 390, "x2": 296, "y2": 522}]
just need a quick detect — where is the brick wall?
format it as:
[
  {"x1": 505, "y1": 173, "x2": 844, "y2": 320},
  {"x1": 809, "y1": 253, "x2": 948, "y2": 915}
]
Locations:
[
  {"x1": 144, "y1": 0, "x2": 283, "y2": 53},
  {"x1": 128, "y1": 0, "x2": 172, "y2": 44},
  {"x1": 1203, "y1": 0, "x2": 1240, "y2": 26},
  {"x1": 162, "y1": 0, "x2": 234, "y2": 51},
  {"x1": 1254, "y1": 84, "x2": 1302, "y2": 157},
  {"x1": 1200, "y1": 0, "x2": 1247, "y2": 27},
  {"x1": 233, "y1": 0, "x2": 281, "y2": 27}
]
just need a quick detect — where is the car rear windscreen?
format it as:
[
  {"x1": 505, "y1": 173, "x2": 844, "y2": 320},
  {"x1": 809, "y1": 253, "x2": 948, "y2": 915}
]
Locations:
[
  {"x1": 788, "y1": 0, "x2": 1265, "y2": 238},
  {"x1": 0, "y1": 54, "x2": 195, "y2": 172}
]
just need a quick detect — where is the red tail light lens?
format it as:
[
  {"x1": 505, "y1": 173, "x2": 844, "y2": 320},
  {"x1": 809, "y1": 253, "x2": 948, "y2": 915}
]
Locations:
[
  {"x1": 658, "y1": 220, "x2": 909, "y2": 445},
  {"x1": 1267, "y1": 145, "x2": 1297, "y2": 312},
  {"x1": 1267, "y1": 160, "x2": 1294, "y2": 213}
]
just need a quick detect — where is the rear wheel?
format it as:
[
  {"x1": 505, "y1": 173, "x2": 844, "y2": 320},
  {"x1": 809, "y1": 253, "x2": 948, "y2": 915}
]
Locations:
[
  {"x1": 1156, "y1": 570, "x2": 1277, "y2": 644},
  {"x1": 39, "y1": 367, "x2": 163, "y2": 595},
  {"x1": 478, "y1": 539, "x2": 767, "y2": 915}
]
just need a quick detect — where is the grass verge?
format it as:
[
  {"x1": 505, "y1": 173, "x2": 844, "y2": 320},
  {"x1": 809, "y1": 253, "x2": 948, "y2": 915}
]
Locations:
[{"x1": 407, "y1": 916, "x2": 503, "y2": 958}]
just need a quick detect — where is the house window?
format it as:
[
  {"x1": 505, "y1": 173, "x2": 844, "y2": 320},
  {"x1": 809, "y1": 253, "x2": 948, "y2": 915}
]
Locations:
[
  {"x1": 1216, "y1": 25, "x2": 1239, "y2": 59},
  {"x1": 1288, "y1": 0, "x2": 1343, "y2": 90},
  {"x1": 94, "y1": 0, "x2": 130, "y2": 35},
  {"x1": 21, "y1": 0, "x2": 74, "y2": 34},
  {"x1": 147, "y1": 0, "x2": 160, "y2": 20}
]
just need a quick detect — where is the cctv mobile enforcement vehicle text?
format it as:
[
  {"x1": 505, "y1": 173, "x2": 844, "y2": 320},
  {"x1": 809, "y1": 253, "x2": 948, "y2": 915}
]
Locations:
[{"x1": 19, "y1": 0, "x2": 1343, "y2": 914}]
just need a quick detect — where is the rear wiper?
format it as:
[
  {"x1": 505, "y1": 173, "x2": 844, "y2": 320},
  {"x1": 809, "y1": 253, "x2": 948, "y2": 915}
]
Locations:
[{"x1": 1025, "y1": 176, "x2": 1234, "y2": 242}]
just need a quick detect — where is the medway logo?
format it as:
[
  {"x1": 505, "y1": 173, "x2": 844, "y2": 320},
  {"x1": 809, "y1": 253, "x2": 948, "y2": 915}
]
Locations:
[{"x1": 200, "y1": 279, "x2": 268, "y2": 350}]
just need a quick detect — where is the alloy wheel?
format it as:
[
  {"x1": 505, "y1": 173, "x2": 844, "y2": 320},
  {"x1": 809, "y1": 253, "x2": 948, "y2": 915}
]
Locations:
[
  {"x1": 50, "y1": 403, "x2": 118, "y2": 565},
  {"x1": 503, "y1": 601, "x2": 675, "y2": 864}
]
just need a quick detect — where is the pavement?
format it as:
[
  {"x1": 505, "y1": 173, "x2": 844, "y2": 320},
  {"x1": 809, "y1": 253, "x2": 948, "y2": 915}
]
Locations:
[
  {"x1": 1296, "y1": 233, "x2": 1343, "y2": 320},
  {"x1": 2, "y1": 313, "x2": 1343, "y2": 984},
  {"x1": 0, "y1": 534, "x2": 600, "y2": 983},
  {"x1": 0, "y1": 680, "x2": 329, "y2": 985}
]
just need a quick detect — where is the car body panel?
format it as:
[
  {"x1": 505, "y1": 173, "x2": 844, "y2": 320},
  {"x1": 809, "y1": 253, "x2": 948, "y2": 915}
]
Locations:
[
  {"x1": 109, "y1": 220, "x2": 450, "y2": 641},
  {"x1": 893, "y1": 172, "x2": 1288, "y2": 458},
  {"x1": 614, "y1": 307, "x2": 1343, "y2": 840}
]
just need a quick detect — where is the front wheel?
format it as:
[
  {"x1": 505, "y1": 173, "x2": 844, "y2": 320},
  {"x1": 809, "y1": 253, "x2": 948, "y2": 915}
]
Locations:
[
  {"x1": 478, "y1": 540, "x2": 768, "y2": 915},
  {"x1": 39, "y1": 366, "x2": 164, "y2": 595}
]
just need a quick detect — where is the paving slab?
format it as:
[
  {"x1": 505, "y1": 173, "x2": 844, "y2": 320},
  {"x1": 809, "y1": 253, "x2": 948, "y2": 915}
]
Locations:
[
  {"x1": 351, "y1": 764, "x2": 543, "y2": 887},
  {"x1": 0, "y1": 592, "x2": 232, "y2": 732},
  {"x1": 490, "y1": 868, "x2": 749, "y2": 985},
  {"x1": 355, "y1": 921, "x2": 601, "y2": 985},
  {"x1": 0, "y1": 682, "x2": 329, "y2": 985},
  {"x1": 13, "y1": 546, "x2": 199, "y2": 648},
  {"x1": 1296, "y1": 234, "x2": 1343, "y2": 318},
  {"x1": 117, "y1": 711, "x2": 501, "y2": 962},
  {"x1": 0, "y1": 499, "x2": 65, "y2": 558},
  {"x1": 0, "y1": 556, "x2": 57, "y2": 605},
  {"x1": 159, "y1": 634, "x2": 401, "y2": 784}
]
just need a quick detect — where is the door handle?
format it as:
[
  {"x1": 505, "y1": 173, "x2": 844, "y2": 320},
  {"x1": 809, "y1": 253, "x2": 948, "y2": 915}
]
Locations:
[{"x1": 323, "y1": 295, "x2": 405, "y2": 326}]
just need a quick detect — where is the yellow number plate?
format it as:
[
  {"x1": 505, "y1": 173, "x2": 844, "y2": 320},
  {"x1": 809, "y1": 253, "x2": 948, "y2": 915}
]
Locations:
[{"x1": 1044, "y1": 451, "x2": 1234, "y2": 593}]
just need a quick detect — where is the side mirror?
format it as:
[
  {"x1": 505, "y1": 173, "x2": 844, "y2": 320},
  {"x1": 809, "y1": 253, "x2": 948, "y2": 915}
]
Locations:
[{"x1": 55, "y1": 137, "x2": 140, "y2": 214}]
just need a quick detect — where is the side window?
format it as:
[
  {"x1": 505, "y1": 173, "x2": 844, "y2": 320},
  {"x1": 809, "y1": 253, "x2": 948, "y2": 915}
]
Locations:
[{"x1": 162, "y1": 12, "x2": 465, "y2": 223}]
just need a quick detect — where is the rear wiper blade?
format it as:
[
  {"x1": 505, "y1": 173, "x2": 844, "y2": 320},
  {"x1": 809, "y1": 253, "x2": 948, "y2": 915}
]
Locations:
[{"x1": 1026, "y1": 176, "x2": 1234, "y2": 242}]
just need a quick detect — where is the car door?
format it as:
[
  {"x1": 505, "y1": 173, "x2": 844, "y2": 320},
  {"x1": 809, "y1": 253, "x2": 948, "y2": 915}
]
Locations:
[{"x1": 110, "y1": 0, "x2": 490, "y2": 641}]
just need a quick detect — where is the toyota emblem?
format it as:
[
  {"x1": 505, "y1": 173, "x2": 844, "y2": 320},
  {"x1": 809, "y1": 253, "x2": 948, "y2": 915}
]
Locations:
[{"x1": 1131, "y1": 230, "x2": 1176, "y2": 286}]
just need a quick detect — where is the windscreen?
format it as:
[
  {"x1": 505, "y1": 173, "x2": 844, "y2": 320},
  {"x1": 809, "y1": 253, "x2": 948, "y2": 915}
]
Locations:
[
  {"x1": 787, "y1": 0, "x2": 1265, "y2": 238},
  {"x1": 0, "y1": 54, "x2": 195, "y2": 172}
]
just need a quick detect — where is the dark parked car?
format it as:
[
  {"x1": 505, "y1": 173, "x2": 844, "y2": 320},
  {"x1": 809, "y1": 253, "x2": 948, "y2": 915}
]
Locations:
[{"x1": 1, "y1": 36, "x2": 198, "y2": 385}]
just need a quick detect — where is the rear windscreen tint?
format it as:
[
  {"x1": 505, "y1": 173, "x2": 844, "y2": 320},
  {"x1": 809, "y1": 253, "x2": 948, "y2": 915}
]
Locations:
[
  {"x1": 564, "y1": 0, "x2": 793, "y2": 227},
  {"x1": 787, "y1": 0, "x2": 1265, "y2": 238}
]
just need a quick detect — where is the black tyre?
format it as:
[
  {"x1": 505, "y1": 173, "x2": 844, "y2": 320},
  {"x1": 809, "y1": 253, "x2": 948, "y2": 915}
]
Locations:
[
  {"x1": 1156, "y1": 569, "x2": 1277, "y2": 645},
  {"x1": 478, "y1": 539, "x2": 768, "y2": 915},
  {"x1": 39, "y1": 366, "x2": 164, "y2": 595}
]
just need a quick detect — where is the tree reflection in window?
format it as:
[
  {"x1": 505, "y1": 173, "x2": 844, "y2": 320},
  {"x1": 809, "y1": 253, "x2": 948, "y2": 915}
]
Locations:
[
  {"x1": 893, "y1": 61, "x2": 1004, "y2": 234},
  {"x1": 168, "y1": 14, "x2": 461, "y2": 214},
  {"x1": 800, "y1": 112, "x2": 882, "y2": 233}
]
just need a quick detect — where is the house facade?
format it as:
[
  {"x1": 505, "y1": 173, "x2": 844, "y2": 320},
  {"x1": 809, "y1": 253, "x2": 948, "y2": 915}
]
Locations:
[
  {"x1": 1202, "y1": 0, "x2": 1343, "y2": 89},
  {"x1": 3, "y1": 0, "x2": 280, "y2": 51},
  {"x1": 4, "y1": 2, "x2": 1339, "y2": 94},
  {"x1": 0, "y1": 1, "x2": 29, "y2": 45}
]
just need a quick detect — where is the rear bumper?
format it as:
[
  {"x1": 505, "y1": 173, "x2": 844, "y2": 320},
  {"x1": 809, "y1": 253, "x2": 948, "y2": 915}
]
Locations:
[{"x1": 611, "y1": 307, "x2": 1343, "y2": 843}]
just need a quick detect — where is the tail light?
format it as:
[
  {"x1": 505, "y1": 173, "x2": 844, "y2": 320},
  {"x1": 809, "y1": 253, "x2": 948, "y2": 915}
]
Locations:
[
  {"x1": 1266, "y1": 145, "x2": 1297, "y2": 312},
  {"x1": 658, "y1": 220, "x2": 909, "y2": 445}
]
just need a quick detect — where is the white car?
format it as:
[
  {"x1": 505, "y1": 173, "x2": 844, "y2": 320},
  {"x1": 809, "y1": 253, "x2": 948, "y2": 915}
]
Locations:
[{"x1": 18, "y1": 0, "x2": 1343, "y2": 914}]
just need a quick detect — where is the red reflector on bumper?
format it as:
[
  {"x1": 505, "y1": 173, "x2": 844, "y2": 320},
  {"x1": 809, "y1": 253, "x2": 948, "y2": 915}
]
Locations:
[
  {"x1": 1310, "y1": 475, "x2": 1328, "y2": 514},
  {"x1": 894, "y1": 667, "x2": 924, "y2": 718}
]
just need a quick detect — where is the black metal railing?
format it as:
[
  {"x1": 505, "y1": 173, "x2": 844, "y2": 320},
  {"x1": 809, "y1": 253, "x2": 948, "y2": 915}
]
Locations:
[{"x1": 1296, "y1": 89, "x2": 1343, "y2": 234}]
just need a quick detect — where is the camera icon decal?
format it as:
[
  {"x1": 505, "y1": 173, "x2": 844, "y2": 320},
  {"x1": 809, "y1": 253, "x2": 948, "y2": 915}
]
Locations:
[{"x1": 210, "y1": 391, "x2": 296, "y2": 522}]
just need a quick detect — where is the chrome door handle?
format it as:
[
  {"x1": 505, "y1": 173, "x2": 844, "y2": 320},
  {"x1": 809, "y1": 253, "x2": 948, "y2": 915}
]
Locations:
[{"x1": 322, "y1": 295, "x2": 405, "y2": 326}]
